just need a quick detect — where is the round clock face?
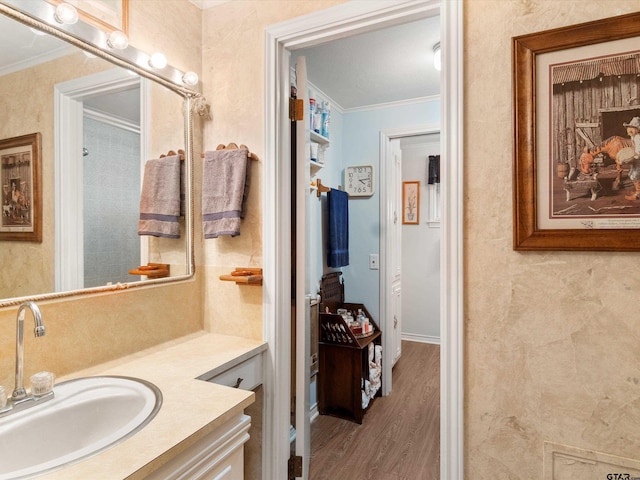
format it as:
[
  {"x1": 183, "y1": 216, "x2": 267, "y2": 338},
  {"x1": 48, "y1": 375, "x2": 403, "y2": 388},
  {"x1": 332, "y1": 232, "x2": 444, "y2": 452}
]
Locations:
[{"x1": 345, "y1": 165, "x2": 374, "y2": 197}]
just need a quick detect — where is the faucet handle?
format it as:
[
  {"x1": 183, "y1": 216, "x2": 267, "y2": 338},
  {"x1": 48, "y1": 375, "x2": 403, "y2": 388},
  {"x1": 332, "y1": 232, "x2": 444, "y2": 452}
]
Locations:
[{"x1": 30, "y1": 371, "x2": 55, "y2": 396}]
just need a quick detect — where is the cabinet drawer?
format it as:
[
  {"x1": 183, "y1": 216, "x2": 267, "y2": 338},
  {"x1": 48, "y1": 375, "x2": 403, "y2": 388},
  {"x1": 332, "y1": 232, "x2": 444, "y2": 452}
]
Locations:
[{"x1": 207, "y1": 354, "x2": 263, "y2": 391}]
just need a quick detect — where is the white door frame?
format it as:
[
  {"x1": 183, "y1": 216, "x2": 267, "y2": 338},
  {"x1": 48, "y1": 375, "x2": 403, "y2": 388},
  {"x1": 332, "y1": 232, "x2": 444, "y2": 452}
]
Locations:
[
  {"x1": 380, "y1": 123, "x2": 439, "y2": 397},
  {"x1": 54, "y1": 69, "x2": 149, "y2": 291},
  {"x1": 263, "y1": 1, "x2": 464, "y2": 478}
]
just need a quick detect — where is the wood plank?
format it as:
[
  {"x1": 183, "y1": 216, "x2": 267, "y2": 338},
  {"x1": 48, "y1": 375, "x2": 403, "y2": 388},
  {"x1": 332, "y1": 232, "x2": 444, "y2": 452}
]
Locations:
[{"x1": 310, "y1": 341, "x2": 440, "y2": 480}]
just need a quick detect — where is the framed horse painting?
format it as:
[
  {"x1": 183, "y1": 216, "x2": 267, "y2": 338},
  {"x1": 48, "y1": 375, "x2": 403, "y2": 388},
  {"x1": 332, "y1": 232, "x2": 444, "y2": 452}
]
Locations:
[
  {"x1": 0, "y1": 133, "x2": 42, "y2": 242},
  {"x1": 513, "y1": 12, "x2": 640, "y2": 251}
]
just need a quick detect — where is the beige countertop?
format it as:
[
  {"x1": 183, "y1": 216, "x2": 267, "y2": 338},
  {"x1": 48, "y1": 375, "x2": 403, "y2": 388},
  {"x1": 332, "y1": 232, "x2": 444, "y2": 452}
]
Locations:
[{"x1": 38, "y1": 332, "x2": 267, "y2": 480}]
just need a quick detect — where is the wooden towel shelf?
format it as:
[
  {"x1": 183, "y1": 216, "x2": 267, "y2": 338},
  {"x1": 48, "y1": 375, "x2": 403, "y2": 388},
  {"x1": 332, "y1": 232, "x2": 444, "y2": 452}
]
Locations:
[
  {"x1": 128, "y1": 263, "x2": 170, "y2": 278},
  {"x1": 220, "y1": 267, "x2": 263, "y2": 286}
]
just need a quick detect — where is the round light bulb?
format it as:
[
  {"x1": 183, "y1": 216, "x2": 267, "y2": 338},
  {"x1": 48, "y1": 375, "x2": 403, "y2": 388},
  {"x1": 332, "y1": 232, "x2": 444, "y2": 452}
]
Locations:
[
  {"x1": 182, "y1": 71, "x2": 199, "y2": 86},
  {"x1": 107, "y1": 30, "x2": 128, "y2": 50},
  {"x1": 433, "y1": 42, "x2": 441, "y2": 71},
  {"x1": 54, "y1": 3, "x2": 78, "y2": 25},
  {"x1": 149, "y1": 52, "x2": 168, "y2": 69}
]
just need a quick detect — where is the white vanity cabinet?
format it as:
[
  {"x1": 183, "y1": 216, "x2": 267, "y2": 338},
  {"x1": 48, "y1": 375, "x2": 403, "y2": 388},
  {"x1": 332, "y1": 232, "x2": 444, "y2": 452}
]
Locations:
[
  {"x1": 145, "y1": 351, "x2": 264, "y2": 480},
  {"x1": 202, "y1": 352, "x2": 263, "y2": 391},
  {"x1": 144, "y1": 413, "x2": 250, "y2": 480}
]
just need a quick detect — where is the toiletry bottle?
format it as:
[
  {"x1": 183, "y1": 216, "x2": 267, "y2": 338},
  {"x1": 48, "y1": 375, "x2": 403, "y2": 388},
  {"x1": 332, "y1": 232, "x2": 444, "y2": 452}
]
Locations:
[
  {"x1": 321, "y1": 101, "x2": 330, "y2": 138},
  {"x1": 309, "y1": 98, "x2": 316, "y2": 130},
  {"x1": 356, "y1": 309, "x2": 366, "y2": 332},
  {"x1": 314, "y1": 103, "x2": 323, "y2": 134}
]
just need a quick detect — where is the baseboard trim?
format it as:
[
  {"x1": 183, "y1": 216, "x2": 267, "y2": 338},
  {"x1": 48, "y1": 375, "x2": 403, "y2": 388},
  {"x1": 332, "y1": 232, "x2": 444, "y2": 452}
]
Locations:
[
  {"x1": 310, "y1": 403, "x2": 319, "y2": 424},
  {"x1": 402, "y1": 333, "x2": 441, "y2": 345}
]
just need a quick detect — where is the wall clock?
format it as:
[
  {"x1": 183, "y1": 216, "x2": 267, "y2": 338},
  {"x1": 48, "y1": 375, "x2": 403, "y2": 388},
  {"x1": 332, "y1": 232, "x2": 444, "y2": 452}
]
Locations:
[{"x1": 345, "y1": 165, "x2": 374, "y2": 197}]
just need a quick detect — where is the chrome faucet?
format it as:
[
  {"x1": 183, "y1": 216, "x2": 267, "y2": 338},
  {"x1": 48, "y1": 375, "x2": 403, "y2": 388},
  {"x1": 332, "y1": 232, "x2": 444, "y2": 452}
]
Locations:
[
  {"x1": 12, "y1": 301, "x2": 45, "y2": 401},
  {"x1": 0, "y1": 302, "x2": 52, "y2": 417}
]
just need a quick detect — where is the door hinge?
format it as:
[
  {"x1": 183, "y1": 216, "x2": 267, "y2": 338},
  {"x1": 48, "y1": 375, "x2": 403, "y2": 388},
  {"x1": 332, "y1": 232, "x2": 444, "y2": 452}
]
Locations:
[
  {"x1": 288, "y1": 455, "x2": 303, "y2": 478},
  {"x1": 289, "y1": 98, "x2": 304, "y2": 121}
]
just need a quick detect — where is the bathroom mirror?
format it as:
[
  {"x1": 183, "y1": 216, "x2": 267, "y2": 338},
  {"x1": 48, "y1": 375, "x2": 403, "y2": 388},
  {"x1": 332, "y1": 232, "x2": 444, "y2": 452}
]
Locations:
[{"x1": 0, "y1": 0, "x2": 197, "y2": 307}]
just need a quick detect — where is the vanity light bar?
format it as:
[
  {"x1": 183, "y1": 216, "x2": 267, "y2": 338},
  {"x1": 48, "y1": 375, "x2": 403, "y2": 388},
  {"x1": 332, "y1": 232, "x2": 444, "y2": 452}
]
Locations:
[{"x1": 0, "y1": 0, "x2": 200, "y2": 93}]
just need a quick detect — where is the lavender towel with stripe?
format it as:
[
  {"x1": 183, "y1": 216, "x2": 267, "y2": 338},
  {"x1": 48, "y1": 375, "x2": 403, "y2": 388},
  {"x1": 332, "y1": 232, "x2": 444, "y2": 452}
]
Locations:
[
  {"x1": 138, "y1": 155, "x2": 181, "y2": 238},
  {"x1": 202, "y1": 148, "x2": 249, "y2": 238}
]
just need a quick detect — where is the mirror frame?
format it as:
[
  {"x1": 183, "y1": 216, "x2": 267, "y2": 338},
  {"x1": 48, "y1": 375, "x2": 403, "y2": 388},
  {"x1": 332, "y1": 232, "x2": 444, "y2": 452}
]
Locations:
[{"x1": 0, "y1": 0, "x2": 198, "y2": 307}]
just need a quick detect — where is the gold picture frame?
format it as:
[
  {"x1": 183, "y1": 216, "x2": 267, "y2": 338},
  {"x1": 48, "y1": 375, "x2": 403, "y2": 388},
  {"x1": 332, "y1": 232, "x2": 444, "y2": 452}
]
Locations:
[
  {"x1": 402, "y1": 181, "x2": 420, "y2": 225},
  {"x1": 513, "y1": 12, "x2": 640, "y2": 251},
  {"x1": 0, "y1": 133, "x2": 42, "y2": 242}
]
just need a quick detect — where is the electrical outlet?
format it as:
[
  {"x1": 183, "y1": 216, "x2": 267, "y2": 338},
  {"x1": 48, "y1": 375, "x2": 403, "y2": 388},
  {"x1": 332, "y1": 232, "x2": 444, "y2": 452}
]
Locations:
[{"x1": 369, "y1": 254, "x2": 379, "y2": 270}]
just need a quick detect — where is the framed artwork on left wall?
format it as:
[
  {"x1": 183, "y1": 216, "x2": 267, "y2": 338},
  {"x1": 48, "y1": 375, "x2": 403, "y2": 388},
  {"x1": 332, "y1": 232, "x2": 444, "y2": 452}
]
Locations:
[{"x1": 0, "y1": 133, "x2": 42, "y2": 242}]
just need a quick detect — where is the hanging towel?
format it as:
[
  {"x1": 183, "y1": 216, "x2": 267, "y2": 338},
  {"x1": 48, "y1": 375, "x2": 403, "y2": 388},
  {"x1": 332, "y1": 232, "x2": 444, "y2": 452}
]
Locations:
[
  {"x1": 327, "y1": 188, "x2": 349, "y2": 267},
  {"x1": 202, "y1": 148, "x2": 249, "y2": 238},
  {"x1": 428, "y1": 154, "x2": 440, "y2": 184},
  {"x1": 138, "y1": 154, "x2": 181, "y2": 238}
]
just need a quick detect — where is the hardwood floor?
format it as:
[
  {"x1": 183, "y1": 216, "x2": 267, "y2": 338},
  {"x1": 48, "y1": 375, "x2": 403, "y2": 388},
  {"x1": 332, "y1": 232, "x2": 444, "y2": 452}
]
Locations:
[{"x1": 310, "y1": 341, "x2": 440, "y2": 480}]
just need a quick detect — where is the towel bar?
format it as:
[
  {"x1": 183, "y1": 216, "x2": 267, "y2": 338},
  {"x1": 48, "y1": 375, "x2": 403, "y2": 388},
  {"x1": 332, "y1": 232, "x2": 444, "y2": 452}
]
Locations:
[
  {"x1": 160, "y1": 149, "x2": 185, "y2": 161},
  {"x1": 200, "y1": 143, "x2": 259, "y2": 161},
  {"x1": 315, "y1": 178, "x2": 342, "y2": 197}
]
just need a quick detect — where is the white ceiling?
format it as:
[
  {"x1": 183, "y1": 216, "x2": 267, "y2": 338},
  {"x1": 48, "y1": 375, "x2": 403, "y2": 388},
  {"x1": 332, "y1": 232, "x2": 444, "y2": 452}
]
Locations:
[
  {"x1": 1, "y1": 7, "x2": 440, "y2": 115},
  {"x1": 0, "y1": 14, "x2": 73, "y2": 76},
  {"x1": 293, "y1": 16, "x2": 440, "y2": 110}
]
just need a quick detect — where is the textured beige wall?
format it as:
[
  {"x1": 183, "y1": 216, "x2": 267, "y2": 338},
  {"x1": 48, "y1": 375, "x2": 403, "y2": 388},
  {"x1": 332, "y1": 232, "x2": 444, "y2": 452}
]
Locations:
[
  {"x1": 465, "y1": 1, "x2": 640, "y2": 478},
  {"x1": 0, "y1": 0, "x2": 204, "y2": 391},
  {"x1": 200, "y1": 0, "x2": 346, "y2": 340}
]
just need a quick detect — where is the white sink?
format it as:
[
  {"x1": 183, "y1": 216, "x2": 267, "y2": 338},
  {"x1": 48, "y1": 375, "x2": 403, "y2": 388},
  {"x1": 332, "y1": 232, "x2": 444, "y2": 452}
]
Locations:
[{"x1": 0, "y1": 376, "x2": 162, "y2": 479}]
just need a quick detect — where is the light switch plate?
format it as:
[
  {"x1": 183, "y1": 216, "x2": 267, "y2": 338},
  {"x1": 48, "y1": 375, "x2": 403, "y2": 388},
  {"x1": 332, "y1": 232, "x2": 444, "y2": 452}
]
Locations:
[{"x1": 369, "y1": 254, "x2": 379, "y2": 270}]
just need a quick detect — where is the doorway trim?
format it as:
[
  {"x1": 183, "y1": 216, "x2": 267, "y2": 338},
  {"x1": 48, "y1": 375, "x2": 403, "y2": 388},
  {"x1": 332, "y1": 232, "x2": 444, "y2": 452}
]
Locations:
[
  {"x1": 379, "y1": 123, "x2": 439, "y2": 397},
  {"x1": 263, "y1": 0, "x2": 463, "y2": 478},
  {"x1": 54, "y1": 68, "x2": 148, "y2": 291}
]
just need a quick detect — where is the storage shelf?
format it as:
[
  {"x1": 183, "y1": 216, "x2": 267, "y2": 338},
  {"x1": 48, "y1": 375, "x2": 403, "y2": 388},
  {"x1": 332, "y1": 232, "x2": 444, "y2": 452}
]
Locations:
[
  {"x1": 310, "y1": 159, "x2": 324, "y2": 174},
  {"x1": 310, "y1": 131, "x2": 330, "y2": 145},
  {"x1": 318, "y1": 303, "x2": 382, "y2": 424},
  {"x1": 219, "y1": 267, "x2": 263, "y2": 286}
]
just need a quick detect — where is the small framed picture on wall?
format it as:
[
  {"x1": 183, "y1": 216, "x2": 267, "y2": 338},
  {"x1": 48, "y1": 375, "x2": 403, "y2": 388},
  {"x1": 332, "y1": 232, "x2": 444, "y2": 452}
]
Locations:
[{"x1": 402, "y1": 181, "x2": 420, "y2": 225}]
